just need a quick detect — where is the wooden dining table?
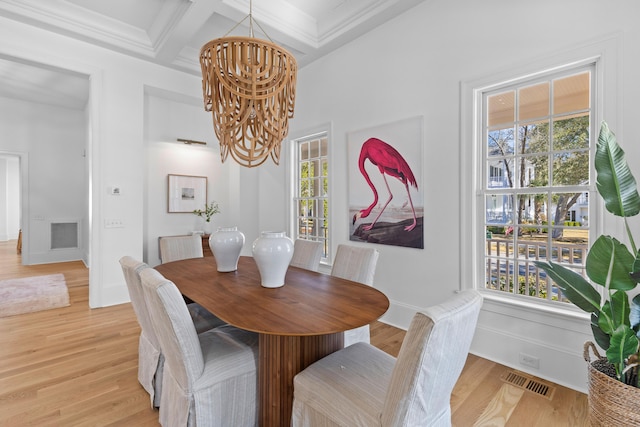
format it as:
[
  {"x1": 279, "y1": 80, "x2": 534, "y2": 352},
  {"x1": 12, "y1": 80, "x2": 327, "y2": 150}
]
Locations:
[{"x1": 155, "y1": 255, "x2": 389, "y2": 427}]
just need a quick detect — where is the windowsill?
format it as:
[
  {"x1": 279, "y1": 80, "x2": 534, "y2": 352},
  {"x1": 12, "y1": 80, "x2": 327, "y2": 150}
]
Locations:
[
  {"x1": 479, "y1": 290, "x2": 590, "y2": 331},
  {"x1": 318, "y1": 262, "x2": 332, "y2": 275}
]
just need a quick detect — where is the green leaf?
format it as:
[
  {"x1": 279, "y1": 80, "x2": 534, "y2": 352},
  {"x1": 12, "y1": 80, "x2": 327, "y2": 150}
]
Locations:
[
  {"x1": 595, "y1": 121, "x2": 640, "y2": 218},
  {"x1": 534, "y1": 260, "x2": 601, "y2": 313},
  {"x1": 600, "y1": 290, "x2": 630, "y2": 334},
  {"x1": 586, "y1": 235, "x2": 636, "y2": 291},
  {"x1": 631, "y1": 294, "x2": 640, "y2": 333},
  {"x1": 591, "y1": 312, "x2": 611, "y2": 350},
  {"x1": 606, "y1": 325, "x2": 639, "y2": 379},
  {"x1": 631, "y1": 250, "x2": 640, "y2": 282}
]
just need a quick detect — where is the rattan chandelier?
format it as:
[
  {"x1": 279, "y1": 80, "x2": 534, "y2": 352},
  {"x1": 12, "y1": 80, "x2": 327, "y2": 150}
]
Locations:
[{"x1": 199, "y1": 1, "x2": 297, "y2": 168}]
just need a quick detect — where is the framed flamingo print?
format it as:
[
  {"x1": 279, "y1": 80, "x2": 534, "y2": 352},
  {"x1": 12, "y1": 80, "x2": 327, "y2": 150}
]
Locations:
[{"x1": 348, "y1": 116, "x2": 424, "y2": 249}]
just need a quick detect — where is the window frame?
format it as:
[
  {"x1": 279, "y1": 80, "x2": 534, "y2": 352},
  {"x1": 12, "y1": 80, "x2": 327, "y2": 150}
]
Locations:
[
  {"x1": 460, "y1": 38, "x2": 619, "y2": 316},
  {"x1": 480, "y1": 65, "x2": 595, "y2": 306},
  {"x1": 288, "y1": 125, "x2": 332, "y2": 264}
]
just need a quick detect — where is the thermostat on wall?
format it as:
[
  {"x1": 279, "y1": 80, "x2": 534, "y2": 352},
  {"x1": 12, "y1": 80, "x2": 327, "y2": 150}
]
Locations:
[{"x1": 109, "y1": 186, "x2": 121, "y2": 195}]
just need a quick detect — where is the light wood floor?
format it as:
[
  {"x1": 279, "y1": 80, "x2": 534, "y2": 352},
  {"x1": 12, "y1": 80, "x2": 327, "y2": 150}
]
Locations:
[{"x1": 0, "y1": 240, "x2": 588, "y2": 426}]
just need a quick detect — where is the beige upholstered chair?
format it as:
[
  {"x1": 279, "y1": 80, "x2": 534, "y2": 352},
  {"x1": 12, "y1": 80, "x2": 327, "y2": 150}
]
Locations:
[
  {"x1": 158, "y1": 234, "x2": 226, "y2": 324},
  {"x1": 120, "y1": 256, "x2": 163, "y2": 407},
  {"x1": 290, "y1": 239, "x2": 323, "y2": 272},
  {"x1": 140, "y1": 268, "x2": 259, "y2": 427},
  {"x1": 159, "y1": 235, "x2": 203, "y2": 264},
  {"x1": 331, "y1": 244, "x2": 379, "y2": 285},
  {"x1": 119, "y1": 256, "x2": 225, "y2": 408},
  {"x1": 292, "y1": 290, "x2": 483, "y2": 427},
  {"x1": 330, "y1": 244, "x2": 380, "y2": 346}
]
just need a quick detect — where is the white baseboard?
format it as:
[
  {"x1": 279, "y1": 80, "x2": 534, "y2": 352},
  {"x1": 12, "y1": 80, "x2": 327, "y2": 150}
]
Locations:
[
  {"x1": 379, "y1": 298, "x2": 419, "y2": 330},
  {"x1": 91, "y1": 281, "x2": 130, "y2": 308},
  {"x1": 471, "y1": 323, "x2": 588, "y2": 393},
  {"x1": 28, "y1": 248, "x2": 84, "y2": 264}
]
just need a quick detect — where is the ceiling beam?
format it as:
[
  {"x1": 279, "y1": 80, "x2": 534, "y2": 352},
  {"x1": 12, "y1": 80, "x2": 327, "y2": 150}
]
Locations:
[{"x1": 152, "y1": 0, "x2": 224, "y2": 63}]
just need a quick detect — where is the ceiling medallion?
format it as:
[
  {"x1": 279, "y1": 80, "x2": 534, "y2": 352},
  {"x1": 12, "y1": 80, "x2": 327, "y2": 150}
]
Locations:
[{"x1": 199, "y1": 1, "x2": 297, "y2": 167}]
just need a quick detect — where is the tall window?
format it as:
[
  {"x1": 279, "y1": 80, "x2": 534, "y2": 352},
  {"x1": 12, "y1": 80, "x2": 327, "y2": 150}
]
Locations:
[
  {"x1": 292, "y1": 132, "x2": 330, "y2": 261},
  {"x1": 481, "y1": 65, "x2": 593, "y2": 304}
]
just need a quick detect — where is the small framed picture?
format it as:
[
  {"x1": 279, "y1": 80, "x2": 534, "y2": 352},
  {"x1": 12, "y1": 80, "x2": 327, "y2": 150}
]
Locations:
[{"x1": 167, "y1": 174, "x2": 207, "y2": 213}]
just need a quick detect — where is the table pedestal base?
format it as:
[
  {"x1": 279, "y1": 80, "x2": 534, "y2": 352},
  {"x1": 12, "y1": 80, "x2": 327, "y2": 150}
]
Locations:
[{"x1": 259, "y1": 333, "x2": 343, "y2": 427}]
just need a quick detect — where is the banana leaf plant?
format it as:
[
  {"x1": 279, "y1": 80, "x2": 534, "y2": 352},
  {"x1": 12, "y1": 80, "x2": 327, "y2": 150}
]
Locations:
[{"x1": 534, "y1": 121, "x2": 640, "y2": 387}]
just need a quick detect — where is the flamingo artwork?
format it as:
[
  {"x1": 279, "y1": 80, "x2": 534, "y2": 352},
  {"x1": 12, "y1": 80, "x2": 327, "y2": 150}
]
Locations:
[{"x1": 353, "y1": 137, "x2": 419, "y2": 232}]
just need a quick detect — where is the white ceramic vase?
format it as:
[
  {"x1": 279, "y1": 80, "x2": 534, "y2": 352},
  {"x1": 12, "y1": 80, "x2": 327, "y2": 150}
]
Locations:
[
  {"x1": 203, "y1": 221, "x2": 213, "y2": 235},
  {"x1": 252, "y1": 231, "x2": 294, "y2": 288},
  {"x1": 209, "y1": 226, "x2": 245, "y2": 272}
]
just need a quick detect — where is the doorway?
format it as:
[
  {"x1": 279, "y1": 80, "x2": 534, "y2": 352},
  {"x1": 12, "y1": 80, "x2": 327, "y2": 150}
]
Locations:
[
  {"x1": 0, "y1": 154, "x2": 20, "y2": 248},
  {"x1": 0, "y1": 56, "x2": 90, "y2": 267}
]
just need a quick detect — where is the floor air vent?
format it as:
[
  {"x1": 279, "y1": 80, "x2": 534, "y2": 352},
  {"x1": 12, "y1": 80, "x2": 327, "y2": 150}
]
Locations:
[{"x1": 500, "y1": 370, "x2": 555, "y2": 400}]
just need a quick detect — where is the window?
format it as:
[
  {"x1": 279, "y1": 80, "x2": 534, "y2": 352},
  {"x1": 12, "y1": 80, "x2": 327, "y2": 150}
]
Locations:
[
  {"x1": 480, "y1": 65, "x2": 594, "y2": 304},
  {"x1": 292, "y1": 132, "x2": 330, "y2": 261}
]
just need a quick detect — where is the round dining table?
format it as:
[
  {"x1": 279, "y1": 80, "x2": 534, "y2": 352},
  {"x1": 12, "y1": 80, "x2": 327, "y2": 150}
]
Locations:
[{"x1": 155, "y1": 255, "x2": 389, "y2": 427}]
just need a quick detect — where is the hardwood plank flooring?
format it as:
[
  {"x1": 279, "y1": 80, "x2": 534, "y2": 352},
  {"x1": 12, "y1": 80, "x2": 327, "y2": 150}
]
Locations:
[{"x1": 0, "y1": 240, "x2": 588, "y2": 426}]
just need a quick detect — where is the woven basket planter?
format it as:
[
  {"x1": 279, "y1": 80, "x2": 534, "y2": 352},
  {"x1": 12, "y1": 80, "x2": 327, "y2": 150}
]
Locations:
[{"x1": 584, "y1": 342, "x2": 640, "y2": 426}]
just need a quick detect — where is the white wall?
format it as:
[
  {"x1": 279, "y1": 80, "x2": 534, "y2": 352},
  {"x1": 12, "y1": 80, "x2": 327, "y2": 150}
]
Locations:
[
  {"x1": 6, "y1": 156, "x2": 20, "y2": 240},
  {"x1": 0, "y1": 157, "x2": 8, "y2": 240},
  {"x1": 283, "y1": 0, "x2": 640, "y2": 392},
  {"x1": 0, "y1": 98, "x2": 86, "y2": 263},
  {"x1": 83, "y1": 106, "x2": 90, "y2": 266},
  {"x1": 143, "y1": 89, "x2": 239, "y2": 266}
]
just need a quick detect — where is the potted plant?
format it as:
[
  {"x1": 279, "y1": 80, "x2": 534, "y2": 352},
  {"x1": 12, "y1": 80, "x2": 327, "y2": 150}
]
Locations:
[
  {"x1": 534, "y1": 121, "x2": 640, "y2": 425},
  {"x1": 193, "y1": 201, "x2": 220, "y2": 234}
]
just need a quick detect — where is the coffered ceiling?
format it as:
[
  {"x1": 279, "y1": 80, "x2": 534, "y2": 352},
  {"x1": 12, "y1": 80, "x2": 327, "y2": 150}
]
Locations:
[
  {"x1": 0, "y1": 0, "x2": 425, "y2": 108},
  {"x1": 4, "y1": 0, "x2": 425, "y2": 72}
]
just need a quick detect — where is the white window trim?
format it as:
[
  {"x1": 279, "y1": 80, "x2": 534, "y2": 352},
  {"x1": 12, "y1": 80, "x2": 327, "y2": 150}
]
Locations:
[
  {"x1": 482, "y1": 64, "x2": 594, "y2": 305},
  {"x1": 460, "y1": 35, "x2": 620, "y2": 316},
  {"x1": 287, "y1": 122, "x2": 334, "y2": 266}
]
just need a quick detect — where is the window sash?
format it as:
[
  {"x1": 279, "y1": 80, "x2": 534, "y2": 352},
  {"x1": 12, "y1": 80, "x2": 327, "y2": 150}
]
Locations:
[
  {"x1": 478, "y1": 64, "x2": 595, "y2": 305},
  {"x1": 292, "y1": 132, "x2": 330, "y2": 262}
]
